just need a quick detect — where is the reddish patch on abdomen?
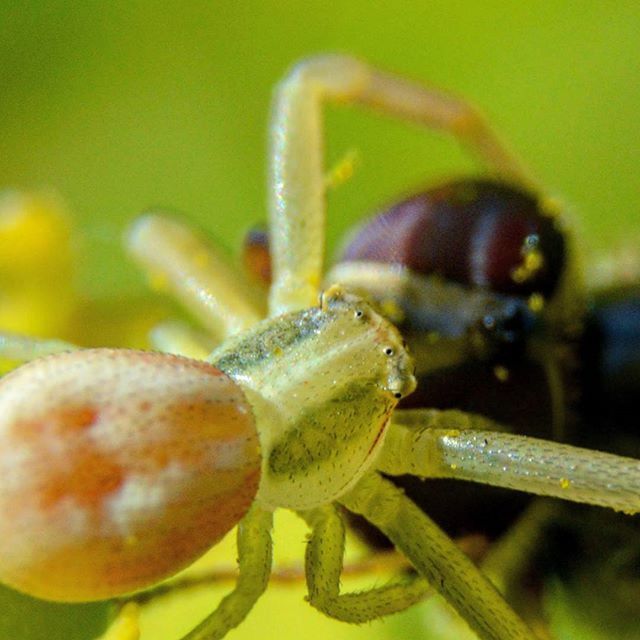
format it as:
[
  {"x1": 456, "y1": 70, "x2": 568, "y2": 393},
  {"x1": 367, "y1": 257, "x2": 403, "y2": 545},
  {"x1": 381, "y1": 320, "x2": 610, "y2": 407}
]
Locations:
[
  {"x1": 38, "y1": 449, "x2": 125, "y2": 510},
  {"x1": 21, "y1": 405, "x2": 98, "y2": 437},
  {"x1": 16, "y1": 404, "x2": 125, "y2": 510}
]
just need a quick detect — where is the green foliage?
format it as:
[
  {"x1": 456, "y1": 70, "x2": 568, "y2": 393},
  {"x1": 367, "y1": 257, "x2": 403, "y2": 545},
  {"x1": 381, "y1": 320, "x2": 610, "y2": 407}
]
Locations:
[{"x1": 0, "y1": 584, "x2": 112, "y2": 640}]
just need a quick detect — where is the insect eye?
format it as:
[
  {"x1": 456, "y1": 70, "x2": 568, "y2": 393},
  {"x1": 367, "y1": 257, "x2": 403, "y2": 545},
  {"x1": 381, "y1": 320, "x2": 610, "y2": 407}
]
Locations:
[{"x1": 384, "y1": 347, "x2": 394, "y2": 356}]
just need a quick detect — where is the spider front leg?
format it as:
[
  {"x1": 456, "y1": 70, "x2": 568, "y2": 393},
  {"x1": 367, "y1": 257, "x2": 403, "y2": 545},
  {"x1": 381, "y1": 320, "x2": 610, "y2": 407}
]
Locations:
[
  {"x1": 300, "y1": 504, "x2": 430, "y2": 622},
  {"x1": 102, "y1": 506, "x2": 273, "y2": 640},
  {"x1": 379, "y1": 410, "x2": 640, "y2": 514},
  {"x1": 269, "y1": 54, "x2": 534, "y2": 315},
  {"x1": 126, "y1": 214, "x2": 264, "y2": 341},
  {"x1": 339, "y1": 472, "x2": 537, "y2": 640}
]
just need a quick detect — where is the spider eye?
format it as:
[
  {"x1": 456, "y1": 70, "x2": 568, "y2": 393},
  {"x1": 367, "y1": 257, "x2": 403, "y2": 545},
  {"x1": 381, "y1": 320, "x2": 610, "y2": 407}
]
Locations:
[
  {"x1": 384, "y1": 347, "x2": 394, "y2": 356},
  {"x1": 355, "y1": 309, "x2": 364, "y2": 319}
]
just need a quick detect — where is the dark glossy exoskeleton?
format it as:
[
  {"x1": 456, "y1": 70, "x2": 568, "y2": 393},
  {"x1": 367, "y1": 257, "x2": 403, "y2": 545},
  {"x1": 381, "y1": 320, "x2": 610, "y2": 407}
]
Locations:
[
  {"x1": 523, "y1": 286, "x2": 640, "y2": 636},
  {"x1": 580, "y1": 284, "x2": 640, "y2": 456},
  {"x1": 330, "y1": 178, "x2": 640, "y2": 633}
]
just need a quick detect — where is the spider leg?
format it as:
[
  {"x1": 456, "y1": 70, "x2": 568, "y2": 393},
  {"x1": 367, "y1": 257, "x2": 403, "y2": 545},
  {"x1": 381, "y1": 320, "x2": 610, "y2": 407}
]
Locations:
[
  {"x1": 379, "y1": 409, "x2": 640, "y2": 514},
  {"x1": 126, "y1": 214, "x2": 264, "y2": 341},
  {"x1": 179, "y1": 505, "x2": 273, "y2": 640},
  {"x1": 339, "y1": 472, "x2": 537, "y2": 640},
  {"x1": 0, "y1": 331, "x2": 77, "y2": 361},
  {"x1": 299, "y1": 504, "x2": 430, "y2": 622},
  {"x1": 269, "y1": 54, "x2": 533, "y2": 315}
]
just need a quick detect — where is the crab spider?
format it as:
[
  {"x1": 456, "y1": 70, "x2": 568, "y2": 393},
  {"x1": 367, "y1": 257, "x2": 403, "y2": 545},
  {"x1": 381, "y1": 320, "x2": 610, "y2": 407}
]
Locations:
[{"x1": 0, "y1": 55, "x2": 639, "y2": 640}]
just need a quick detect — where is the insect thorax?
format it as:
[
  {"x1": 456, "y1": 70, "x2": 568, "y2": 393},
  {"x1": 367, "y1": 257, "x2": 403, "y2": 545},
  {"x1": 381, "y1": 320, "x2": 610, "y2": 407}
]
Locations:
[{"x1": 209, "y1": 286, "x2": 415, "y2": 510}]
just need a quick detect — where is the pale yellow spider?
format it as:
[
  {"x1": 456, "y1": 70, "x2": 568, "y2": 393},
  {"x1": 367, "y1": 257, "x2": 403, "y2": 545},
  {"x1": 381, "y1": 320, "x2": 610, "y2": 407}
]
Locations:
[{"x1": 0, "y1": 55, "x2": 639, "y2": 640}]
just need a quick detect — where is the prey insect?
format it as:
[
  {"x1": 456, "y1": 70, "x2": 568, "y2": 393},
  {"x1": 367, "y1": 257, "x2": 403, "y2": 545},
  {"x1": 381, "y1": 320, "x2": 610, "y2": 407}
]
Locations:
[{"x1": 0, "y1": 55, "x2": 639, "y2": 640}]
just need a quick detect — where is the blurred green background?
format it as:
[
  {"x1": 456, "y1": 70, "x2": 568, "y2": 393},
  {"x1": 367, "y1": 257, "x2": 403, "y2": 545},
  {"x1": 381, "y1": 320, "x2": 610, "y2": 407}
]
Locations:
[
  {"x1": 1, "y1": 2, "x2": 639, "y2": 640},
  {"x1": 1, "y1": 1, "x2": 639, "y2": 299}
]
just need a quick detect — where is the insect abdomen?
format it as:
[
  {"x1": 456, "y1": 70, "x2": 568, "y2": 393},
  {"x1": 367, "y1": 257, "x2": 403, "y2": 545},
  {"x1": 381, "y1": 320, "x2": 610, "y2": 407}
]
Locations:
[{"x1": 340, "y1": 179, "x2": 566, "y2": 297}]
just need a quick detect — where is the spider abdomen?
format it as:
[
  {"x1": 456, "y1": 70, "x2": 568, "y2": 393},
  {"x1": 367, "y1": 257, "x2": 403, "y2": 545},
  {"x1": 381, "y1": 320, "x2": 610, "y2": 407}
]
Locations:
[{"x1": 0, "y1": 349, "x2": 260, "y2": 602}]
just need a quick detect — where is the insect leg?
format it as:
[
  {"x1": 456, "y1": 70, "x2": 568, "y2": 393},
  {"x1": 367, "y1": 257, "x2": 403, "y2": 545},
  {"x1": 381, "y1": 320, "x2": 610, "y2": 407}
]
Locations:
[
  {"x1": 180, "y1": 505, "x2": 273, "y2": 640},
  {"x1": 339, "y1": 472, "x2": 537, "y2": 640},
  {"x1": 380, "y1": 409, "x2": 640, "y2": 514},
  {"x1": 126, "y1": 214, "x2": 263, "y2": 341},
  {"x1": 480, "y1": 500, "x2": 558, "y2": 605},
  {"x1": 269, "y1": 54, "x2": 533, "y2": 316},
  {"x1": 0, "y1": 331, "x2": 77, "y2": 361},
  {"x1": 299, "y1": 504, "x2": 430, "y2": 622}
]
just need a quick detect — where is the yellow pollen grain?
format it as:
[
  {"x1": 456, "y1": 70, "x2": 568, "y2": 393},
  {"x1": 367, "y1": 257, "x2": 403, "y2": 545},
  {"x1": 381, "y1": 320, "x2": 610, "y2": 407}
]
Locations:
[
  {"x1": 524, "y1": 249, "x2": 544, "y2": 272},
  {"x1": 493, "y1": 365, "x2": 510, "y2": 382},
  {"x1": 325, "y1": 149, "x2": 359, "y2": 190},
  {"x1": 528, "y1": 293, "x2": 545, "y2": 312},
  {"x1": 511, "y1": 266, "x2": 527, "y2": 284},
  {"x1": 559, "y1": 478, "x2": 571, "y2": 490},
  {"x1": 450, "y1": 463, "x2": 458, "y2": 471},
  {"x1": 511, "y1": 247, "x2": 544, "y2": 284}
]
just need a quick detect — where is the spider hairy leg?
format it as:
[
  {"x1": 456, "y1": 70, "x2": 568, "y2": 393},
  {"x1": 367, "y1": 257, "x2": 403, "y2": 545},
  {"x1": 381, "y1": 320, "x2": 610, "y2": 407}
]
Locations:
[
  {"x1": 102, "y1": 507, "x2": 273, "y2": 640},
  {"x1": 180, "y1": 506, "x2": 273, "y2": 640},
  {"x1": 269, "y1": 54, "x2": 533, "y2": 316},
  {"x1": 340, "y1": 472, "x2": 537, "y2": 640},
  {"x1": 127, "y1": 214, "x2": 264, "y2": 340},
  {"x1": 379, "y1": 409, "x2": 640, "y2": 514},
  {"x1": 300, "y1": 505, "x2": 430, "y2": 622}
]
